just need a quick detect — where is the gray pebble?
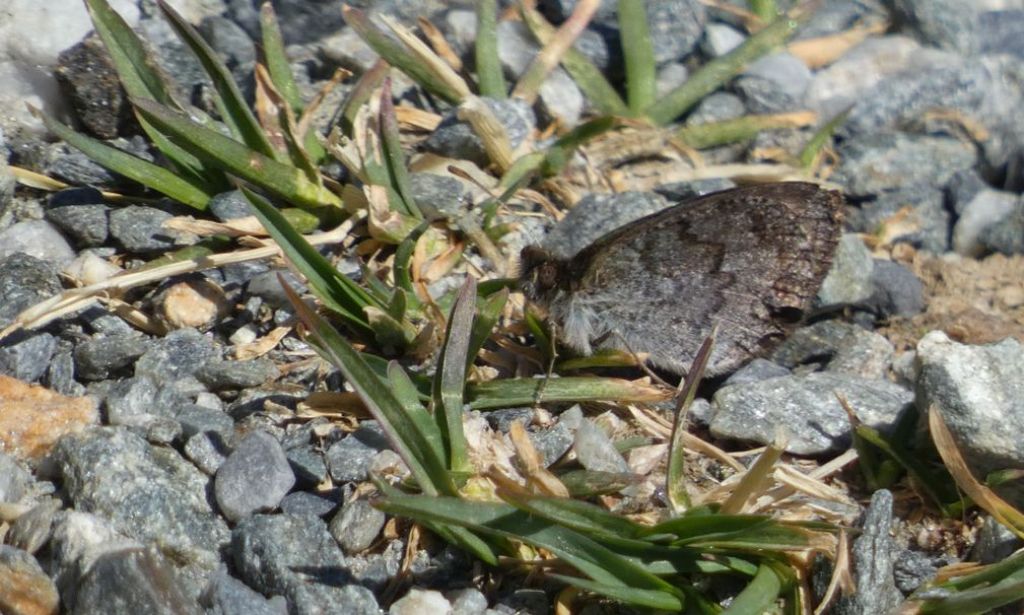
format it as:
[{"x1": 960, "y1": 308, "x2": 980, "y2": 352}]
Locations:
[
  {"x1": 0, "y1": 451, "x2": 32, "y2": 503},
  {"x1": 773, "y1": 320, "x2": 894, "y2": 380},
  {"x1": 573, "y1": 419, "x2": 630, "y2": 473},
  {"x1": 135, "y1": 328, "x2": 219, "y2": 385},
  {"x1": 44, "y1": 201, "x2": 109, "y2": 248},
  {"x1": 818, "y1": 234, "x2": 876, "y2": 307},
  {"x1": 232, "y1": 513, "x2": 379, "y2": 615},
  {"x1": 74, "y1": 334, "x2": 150, "y2": 380},
  {"x1": 834, "y1": 490, "x2": 902, "y2": 613},
  {"x1": 723, "y1": 358, "x2": 791, "y2": 387},
  {"x1": 710, "y1": 372, "x2": 913, "y2": 455},
  {"x1": 953, "y1": 189, "x2": 1019, "y2": 257},
  {"x1": 7, "y1": 498, "x2": 61, "y2": 555},
  {"x1": 108, "y1": 205, "x2": 179, "y2": 252},
  {"x1": 917, "y1": 332, "x2": 1024, "y2": 506},
  {"x1": 74, "y1": 545, "x2": 204, "y2": 614},
  {"x1": 196, "y1": 358, "x2": 279, "y2": 391},
  {"x1": 979, "y1": 198, "x2": 1024, "y2": 255},
  {"x1": 329, "y1": 498, "x2": 386, "y2": 554},
  {"x1": 422, "y1": 97, "x2": 535, "y2": 167},
  {"x1": 887, "y1": 0, "x2": 979, "y2": 55},
  {"x1": 201, "y1": 566, "x2": 288, "y2": 615},
  {"x1": 185, "y1": 431, "x2": 231, "y2": 476},
  {"x1": 867, "y1": 260, "x2": 925, "y2": 317},
  {"x1": 215, "y1": 430, "x2": 296, "y2": 522},
  {"x1": 208, "y1": 190, "x2": 253, "y2": 222},
  {"x1": 0, "y1": 331, "x2": 56, "y2": 383},
  {"x1": 279, "y1": 491, "x2": 338, "y2": 518}
]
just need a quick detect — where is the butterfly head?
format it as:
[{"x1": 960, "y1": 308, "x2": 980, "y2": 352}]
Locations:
[{"x1": 518, "y1": 245, "x2": 569, "y2": 302}]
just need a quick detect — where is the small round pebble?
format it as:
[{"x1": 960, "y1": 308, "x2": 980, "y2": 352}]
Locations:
[{"x1": 215, "y1": 431, "x2": 295, "y2": 522}]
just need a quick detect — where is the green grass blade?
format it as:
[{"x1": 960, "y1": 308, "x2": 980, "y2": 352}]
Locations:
[
  {"x1": 647, "y1": 514, "x2": 774, "y2": 542},
  {"x1": 748, "y1": 0, "x2": 779, "y2": 21},
  {"x1": 241, "y1": 188, "x2": 379, "y2": 336},
  {"x1": 340, "y1": 59, "x2": 390, "y2": 137},
  {"x1": 434, "y1": 278, "x2": 476, "y2": 472},
  {"x1": 799, "y1": 106, "x2": 851, "y2": 169},
  {"x1": 617, "y1": 0, "x2": 655, "y2": 113},
  {"x1": 547, "y1": 574, "x2": 683, "y2": 611},
  {"x1": 520, "y1": 7, "x2": 628, "y2": 116},
  {"x1": 675, "y1": 112, "x2": 815, "y2": 150},
  {"x1": 465, "y1": 376, "x2": 669, "y2": 410},
  {"x1": 280, "y1": 281, "x2": 455, "y2": 496},
  {"x1": 475, "y1": 0, "x2": 507, "y2": 98},
  {"x1": 644, "y1": 14, "x2": 802, "y2": 125},
  {"x1": 387, "y1": 362, "x2": 447, "y2": 466},
  {"x1": 85, "y1": 0, "x2": 180, "y2": 108},
  {"x1": 156, "y1": 0, "x2": 278, "y2": 160},
  {"x1": 375, "y1": 494, "x2": 681, "y2": 600},
  {"x1": 379, "y1": 81, "x2": 422, "y2": 218},
  {"x1": 84, "y1": 0, "x2": 227, "y2": 187},
  {"x1": 496, "y1": 492, "x2": 646, "y2": 542},
  {"x1": 466, "y1": 287, "x2": 507, "y2": 373},
  {"x1": 721, "y1": 564, "x2": 783, "y2": 615},
  {"x1": 133, "y1": 99, "x2": 342, "y2": 209},
  {"x1": 33, "y1": 107, "x2": 213, "y2": 209},
  {"x1": 259, "y1": 2, "x2": 302, "y2": 114},
  {"x1": 342, "y1": 6, "x2": 463, "y2": 104},
  {"x1": 667, "y1": 332, "x2": 715, "y2": 514}
]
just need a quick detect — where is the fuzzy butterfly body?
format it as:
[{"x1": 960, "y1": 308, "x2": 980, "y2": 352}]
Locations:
[{"x1": 519, "y1": 182, "x2": 844, "y2": 376}]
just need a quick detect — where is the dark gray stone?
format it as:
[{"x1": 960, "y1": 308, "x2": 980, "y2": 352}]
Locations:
[
  {"x1": 185, "y1": 431, "x2": 231, "y2": 476},
  {"x1": 893, "y1": 549, "x2": 944, "y2": 595},
  {"x1": 44, "y1": 202, "x2": 110, "y2": 248},
  {"x1": 723, "y1": 358, "x2": 791, "y2": 387},
  {"x1": 484, "y1": 407, "x2": 533, "y2": 433},
  {"x1": 201, "y1": 566, "x2": 288, "y2": 615},
  {"x1": 834, "y1": 132, "x2": 977, "y2": 199},
  {"x1": 325, "y1": 434, "x2": 380, "y2": 484},
  {"x1": 818, "y1": 234, "x2": 876, "y2": 307},
  {"x1": 408, "y1": 172, "x2": 467, "y2": 220},
  {"x1": 43, "y1": 142, "x2": 119, "y2": 186},
  {"x1": 285, "y1": 446, "x2": 329, "y2": 487},
  {"x1": 0, "y1": 451, "x2": 31, "y2": 503},
  {"x1": 50, "y1": 427, "x2": 229, "y2": 590},
  {"x1": 529, "y1": 422, "x2": 575, "y2": 468},
  {"x1": 846, "y1": 185, "x2": 950, "y2": 253},
  {"x1": 232, "y1": 513, "x2": 379, "y2": 615},
  {"x1": 215, "y1": 430, "x2": 296, "y2": 522},
  {"x1": 280, "y1": 491, "x2": 338, "y2": 518},
  {"x1": 73, "y1": 334, "x2": 150, "y2": 380},
  {"x1": 53, "y1": 35, "x2": 133, "y2": 140},
  {"x1": 49, "y1": 511, "x2": 144, "y2": 609},
  {"x1": 541, "y1": 191, "x2": 671, "y2": 259},
  {"x1": 841, "y1": 56, "x2": 1024, "y2": 169},
  {"x1": 0, "y1": 254, "x2": 60, "y2": 328},
  {"x1": 980, "y1": 10, "x2": 1024, "y2": 58},
  {"x1": 174, "y1": 404, "x2": 235, "y2": 439},
  {"x1": 103, "y1": 375, "x2": 188, "y2": 436},
  {"x1": 196, "y1": 359, "x2": 279, "y2": 391},
  {"x1": 329, "y1": 498, "x2": 386, "y2": 554},
  {"x1": 868, "y1": 260, "x2": 925, "y2": 317},
  {"x1": 74, "y1": 545, "x2": 204, "y2": 615},
  {"x1": 108, "y1": 205, "x2": 177, "y2": 252},
  {"x1": 773, "y1": 320, "x2": 894, "y2": 380},
  {"x1": 916, "y1": 332, "x2": 1024, "y2": 505},
  {"x1": 46, "y1": 347, "x2": 84, "y2": 396},
  {"x1": 421, "y1": 97, "x2": 535, "y2": 167},
  {"x1": 199, "y1": 16, "x2": 256, "y2": 84},
  {"x1": 979, "y1": 199, "x2": 1024, "y2": 255},
  {"x1": 971, "y1": 515, "x2": 1024, "y2": 565},
  {"x1": 945, "y1": 169, "x2": 989, "y2": 216},
  {"x1": 710, "y1": 372, "x2": 913, "y2": 455},
  {"x1": 228, "y1": 385, "x2": 307, "y2": 420},
  {"x1": 208, "y1": 190, "x2": 253, "y2": 222},
  {"x1": 684, "y1": 92, "x2": 746, "y2": 125},
  {"x1": 0, "y1": 331, "x2": 56, "y2": 383},
  {"x1": 885, "y1": 0, "x2": 979, "y2": 55},
  {"x1": 246, "y1": 269, "x2": 307, "y2": 309},
  {"x1": 135, "y1": 328, "x2": 218, "y2": 385},
  {"x1": 953, "y1": 189, "x2": 1020, "y2": 257},
  {"x1": 734, "y1": 52, "x2": 812, "y2": 114},
  {"x1": 834, "y1": 490, "x2": 901, "y2": 614},
  {"x1": 79, "y1": 305, "x2": 135, "y2": 336}
]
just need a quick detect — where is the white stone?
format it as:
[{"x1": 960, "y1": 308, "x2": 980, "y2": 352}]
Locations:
[{"x1": 0, "y1": 220, "x2": 75, "y2": 265}]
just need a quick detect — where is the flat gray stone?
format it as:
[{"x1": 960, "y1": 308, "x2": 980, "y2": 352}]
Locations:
[
  {"x1": 232, "y1": 513, "x2": 379, "y2": 615},
  {"x1": 329, "y1": 498, "x2": 386, "y2": 554},
  {"x1": 818, "y1": 234, "x2": 876, "y2": 307},
  {"x1": 215, "y1": 431, "x2": 295, "y2": 522},
  {"x1": 917, "y1": 331, "x2": 1024, "y2": 504},
  {"x1": 711, "y1": 372, "x2": 913, "y2": 455}
]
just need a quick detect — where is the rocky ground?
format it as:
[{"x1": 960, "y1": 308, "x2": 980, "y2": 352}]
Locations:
[{"x1": 1, "y1": 0, "x2": 1024, "y2": 613}]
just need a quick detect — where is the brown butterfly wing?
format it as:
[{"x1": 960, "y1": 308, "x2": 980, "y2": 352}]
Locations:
[{"x1": 565, "y1": 182, "x2": 843, "y2": 375}]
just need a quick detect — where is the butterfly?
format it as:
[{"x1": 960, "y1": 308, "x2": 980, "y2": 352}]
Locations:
[{"x1": 519, "y1": 182, "x2": 844, "y2": 376}]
